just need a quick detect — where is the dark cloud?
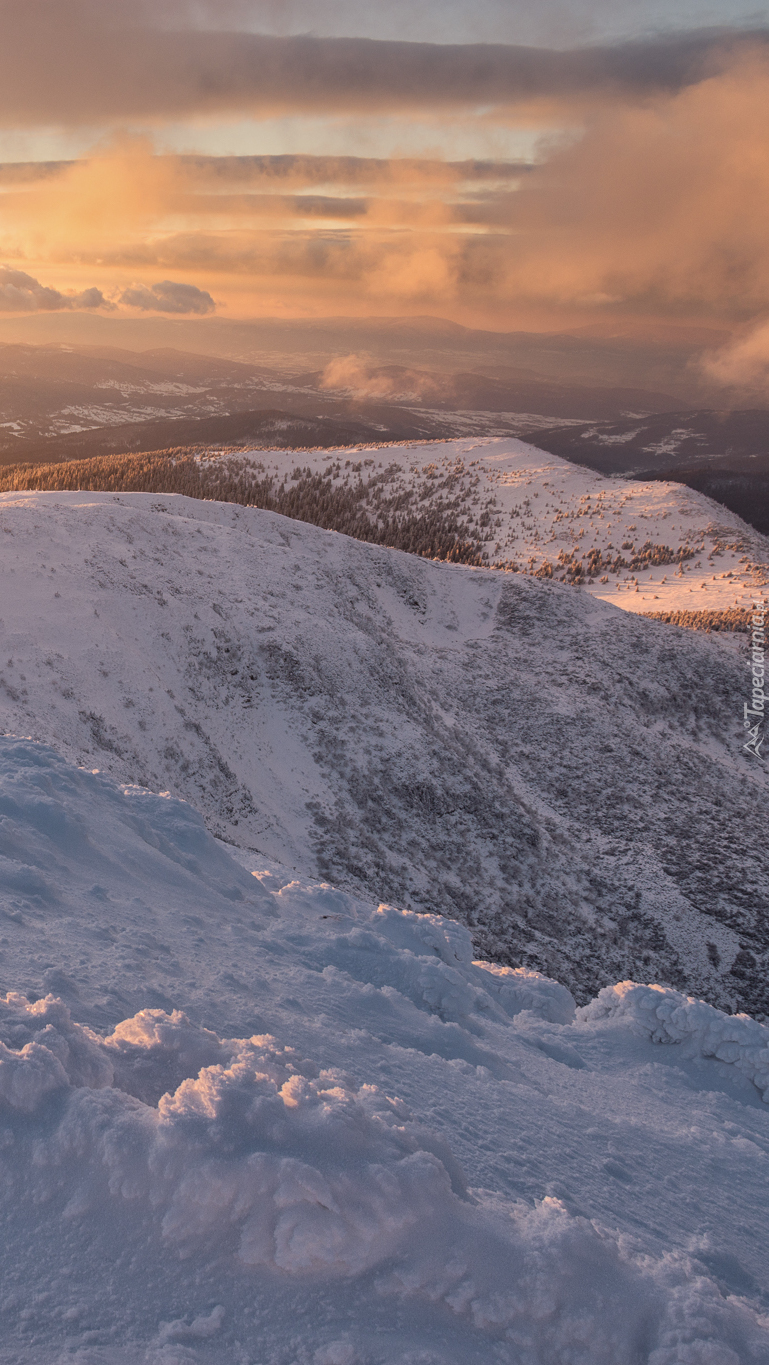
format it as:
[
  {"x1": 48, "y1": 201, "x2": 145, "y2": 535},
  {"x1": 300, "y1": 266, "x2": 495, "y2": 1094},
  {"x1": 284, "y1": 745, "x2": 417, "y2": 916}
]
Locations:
[
  {"x1": 178, "y1": 154, "x2": 532, "y2": 189},
  {"x1": 0, "y1": 266, "x2": 106, "y2": 311},
  {"x1": 1, "y1": 30, "x2": 767, "y2": 339},
  {"x1": 0, "y1": 161, "x2": 74, "y2": 184},
  {"x1": 186, "y1": 193, "x2": 368, "y2": 219},
  {"x1": 0, "y1": 153, "x2": 531, "y2": 192},
  {"x1": 0, "y1": 3, "x2": 766, "y2": 124},
  {"x1": 74, "y1": 286, "x2": 107, "y2": 308},
  {"x1": 119, "y1": 280, "x2": 215, "y2": 313}
]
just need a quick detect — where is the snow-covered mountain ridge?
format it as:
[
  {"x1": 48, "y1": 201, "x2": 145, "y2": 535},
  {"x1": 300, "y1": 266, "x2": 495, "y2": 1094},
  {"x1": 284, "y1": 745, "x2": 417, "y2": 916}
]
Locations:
[
  {"x1": 0, "y1": 737, "x2": 768, "y2": 1364},
  {"x1": 0, "y1": 485, "x2": 766, "y2": 1016},
  {"x1": 8, "y1": 437, "x2": 764, "y2": 616},
  {"x1": 214, "y1": 436, "x2": 768, "y2": 614}
]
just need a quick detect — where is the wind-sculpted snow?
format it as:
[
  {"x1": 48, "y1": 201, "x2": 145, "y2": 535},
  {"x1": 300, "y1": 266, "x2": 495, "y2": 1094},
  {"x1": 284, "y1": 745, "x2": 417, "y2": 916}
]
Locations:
[
  {"x1": 582, "y1": 981, "x2": 769, "y2": 1103},
  {"x1": 0, "y1": 742, "x2": 768, "y2": 1361},
  {"x1": 2, "y1": 999, "x2": 768, "y2": 1363},
  {"x1": 0, "y1": 993, "x2": 112, "y2": 1109},
  {"x1": 0, "y1": 489, "x2": 767, "y2": 1019},
  {"x1": 4, "y1": 1004, "x2": 463, "y2": 1276}
]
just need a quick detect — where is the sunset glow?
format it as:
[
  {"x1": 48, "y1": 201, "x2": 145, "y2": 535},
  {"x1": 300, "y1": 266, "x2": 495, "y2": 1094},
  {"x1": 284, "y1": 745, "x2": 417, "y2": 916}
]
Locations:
[{"x1": 0, "y1": 0, "x2": 766, "y2": 371}]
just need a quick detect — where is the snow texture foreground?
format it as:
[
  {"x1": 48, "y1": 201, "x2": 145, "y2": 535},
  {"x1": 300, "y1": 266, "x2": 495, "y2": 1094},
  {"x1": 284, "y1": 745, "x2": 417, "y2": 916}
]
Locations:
[{"x1": 0, "y1": 739, "x2": 768, "y2": 1363}]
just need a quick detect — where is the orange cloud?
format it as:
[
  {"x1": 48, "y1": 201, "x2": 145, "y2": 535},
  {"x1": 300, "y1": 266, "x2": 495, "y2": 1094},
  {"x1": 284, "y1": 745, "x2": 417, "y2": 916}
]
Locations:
[
  {"x1": 14, "y1": 136, "x2": 185, "y2": 252},
  {"x1": 700, "y1": 319, "x2": 769, "y2": 393},
  {"x1": 1, "y1": 49, "x2": 768, "y2": 337},
  {"x1": 488, "y1": 52, "x2": 769, "y2": 319},
  {"x1": 319, "y1": 354, "x2": 441, "y2": 400}
]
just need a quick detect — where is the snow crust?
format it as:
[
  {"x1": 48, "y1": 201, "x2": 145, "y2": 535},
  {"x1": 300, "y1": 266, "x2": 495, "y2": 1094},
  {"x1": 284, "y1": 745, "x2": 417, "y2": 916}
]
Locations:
[{"x1": 0, "y1": 739, "x2": 768, "y2": 1362}]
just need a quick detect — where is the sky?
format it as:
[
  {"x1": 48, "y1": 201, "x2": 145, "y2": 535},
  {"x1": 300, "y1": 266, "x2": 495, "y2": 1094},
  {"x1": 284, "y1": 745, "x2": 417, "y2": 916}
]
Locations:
[{"x1": 0, "y1": 0, "x2": 769, "y2": 377}]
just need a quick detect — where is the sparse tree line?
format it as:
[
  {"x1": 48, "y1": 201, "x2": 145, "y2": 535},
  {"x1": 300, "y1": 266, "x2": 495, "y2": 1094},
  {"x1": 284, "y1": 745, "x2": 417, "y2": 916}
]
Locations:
[
  {"x1": 0, "y1": 448, "x2": 486, "y2": 566},
  {"x1": 538, "y1": 542, "x2": 697, "y2": 584},
  {"x1": 0, "y1": 450, "x2": 751, "y2": 635},
  {"x1": 640, "y1": 607, "x2": 753, "y2": 633}
]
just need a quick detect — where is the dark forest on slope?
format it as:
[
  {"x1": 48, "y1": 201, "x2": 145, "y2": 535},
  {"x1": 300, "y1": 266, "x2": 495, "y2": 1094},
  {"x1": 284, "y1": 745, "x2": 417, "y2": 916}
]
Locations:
[{"x1": 0, "y1": 447, "x2": 487, "y2": 565}]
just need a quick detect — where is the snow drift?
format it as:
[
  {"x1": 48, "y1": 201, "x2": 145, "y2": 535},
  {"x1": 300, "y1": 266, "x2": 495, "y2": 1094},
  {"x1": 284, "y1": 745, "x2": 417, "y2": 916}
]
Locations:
[
  {"x1": 582, "y1": 980, "x2": 769, "y2": 1103},
  {"x1": 3, "y1": 992, "x2": 768, "y2": 1365},
  {"x1": 0, "y1": 739, "x2": 768, "y2": 1362}
]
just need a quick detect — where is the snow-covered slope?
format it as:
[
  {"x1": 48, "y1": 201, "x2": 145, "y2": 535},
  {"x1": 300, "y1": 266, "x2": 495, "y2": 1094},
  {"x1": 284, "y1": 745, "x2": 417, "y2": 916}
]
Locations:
[
  {"x1": 215, "y1": 436, "x2": 768, "y2": 613},
  {"x1": 0, "y1": 488, "x2": 767, "y2": 1017},
  {"x1": 1, "y1": 737, "x2": 768, "y2": 1364}
]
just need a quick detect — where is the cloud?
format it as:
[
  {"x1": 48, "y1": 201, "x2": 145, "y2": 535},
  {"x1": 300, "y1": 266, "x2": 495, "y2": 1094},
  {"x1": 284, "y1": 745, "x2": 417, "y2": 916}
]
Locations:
[
  {"x1": 0, "y1": 5, "x2": 766, "y2": 126},
  {"x1": 1, "y1": 47, "x2": 768, "y2": 337},
  {"x1": 185, "y1": 192, "x2": 368, "y2": 221},
  {"x1": 178, "y1": 154, "x2": 529, "y2": 191},
  {"x1": 0, "y1": 160, "x2": 74, "y2": 185},
  {"x1": 485, "y1": 50, "x2": 769, "y2": 318},
  {"x1": 319, "y1": 354, "x2": 444, "y2": 400},
  {"x1": 0, "y1": 154, "x2": 529, "y2": 211},
  {"x1": 364, "y1": 244, "x2": 459, "y2": 301},
  {"x1": 15, "y1": 136, "x2": 185, "y2": 249},
  {"x1": 118, "y1": 279, "x2": 215, "y2": 313},
  {"x1": 0, "y1": 266, "x2": 106, "y2": 311},
  {"x1": 700, "y1": 320, "x2": 769, "y2": 393},
  {"x1": 135, "y1": 45, "x2": 769, "y2": 327}
]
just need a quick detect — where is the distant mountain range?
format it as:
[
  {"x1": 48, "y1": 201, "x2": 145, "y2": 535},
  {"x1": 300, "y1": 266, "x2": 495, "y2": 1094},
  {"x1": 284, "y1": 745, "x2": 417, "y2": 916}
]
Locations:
[{"x1": 1, "y1": 330, "x2": 768, "y2": 535}]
